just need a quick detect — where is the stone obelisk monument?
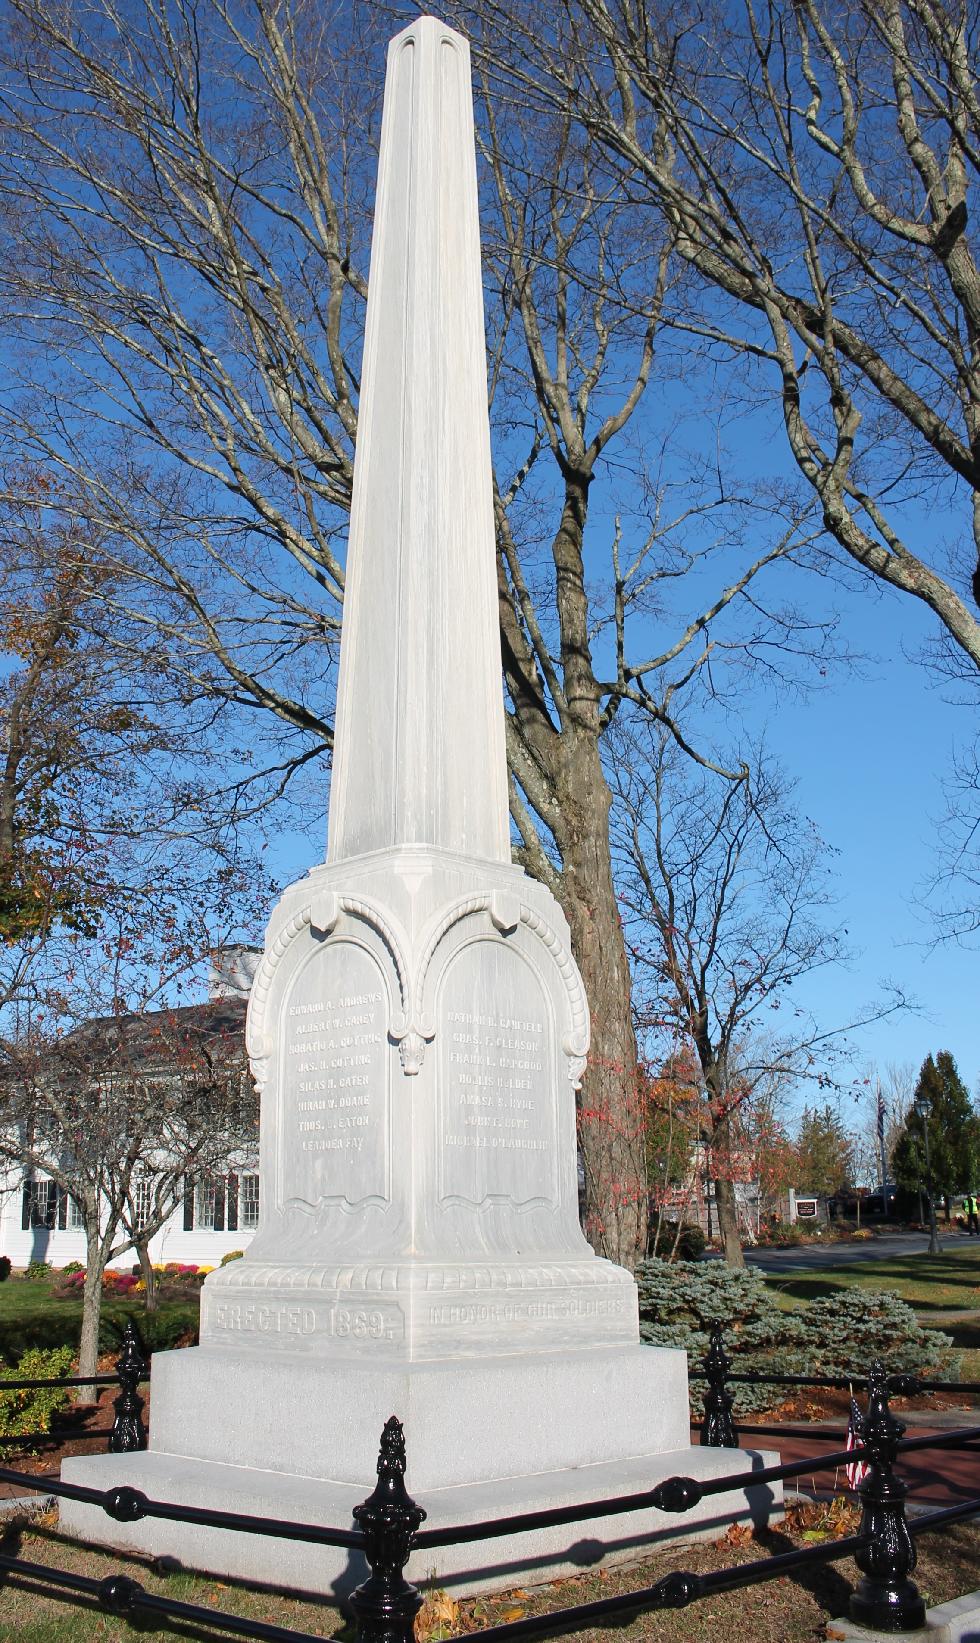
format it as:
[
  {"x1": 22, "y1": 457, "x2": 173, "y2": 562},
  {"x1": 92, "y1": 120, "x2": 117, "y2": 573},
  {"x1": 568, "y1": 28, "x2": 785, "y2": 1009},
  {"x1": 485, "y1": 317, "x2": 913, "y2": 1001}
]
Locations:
[{"x1": 62, "y1": 17, "x2": 774, "y2": 1593}]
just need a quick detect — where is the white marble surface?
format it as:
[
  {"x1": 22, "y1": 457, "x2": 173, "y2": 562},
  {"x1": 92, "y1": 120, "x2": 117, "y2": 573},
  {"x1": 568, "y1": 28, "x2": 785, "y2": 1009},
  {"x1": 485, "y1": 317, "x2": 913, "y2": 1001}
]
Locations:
[
  {"x1": 197, "y1": 16, "x2": 630, "y2": 1356},
  {"x1": 327, "y1": 16, "x2": 509, "y2": 866},
  {"x1": 60, "y1": 18, "x2": 772, "y2": 1594},
  {"x1": 144, "y1": 1344, "x2": 689, "y2": 1490},
  {"x1": 201, "y1": 846, "x2": 634, "y2": 1359}
]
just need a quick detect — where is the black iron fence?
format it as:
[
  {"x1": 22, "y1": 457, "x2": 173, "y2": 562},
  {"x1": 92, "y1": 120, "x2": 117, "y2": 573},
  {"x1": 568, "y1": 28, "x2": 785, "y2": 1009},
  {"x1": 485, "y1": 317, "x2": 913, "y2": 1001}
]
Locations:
[
  {"x1": 693, "y1": 1321, "x2": 980, "y2": 1449},
  {"x1": 0, "y1": 1327, "x2": 978, "y2": 1643},
  {"x1": 0, "y1": 1320, "x2": 148, "y2": 1454}
]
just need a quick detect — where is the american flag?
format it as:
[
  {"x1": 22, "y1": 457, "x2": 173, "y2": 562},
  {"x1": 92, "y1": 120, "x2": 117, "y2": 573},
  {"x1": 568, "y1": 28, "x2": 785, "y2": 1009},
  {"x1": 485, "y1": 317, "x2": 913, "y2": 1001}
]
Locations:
[{"x1": 845, "y1": 1393, "x2": 869, "y2": 1490}]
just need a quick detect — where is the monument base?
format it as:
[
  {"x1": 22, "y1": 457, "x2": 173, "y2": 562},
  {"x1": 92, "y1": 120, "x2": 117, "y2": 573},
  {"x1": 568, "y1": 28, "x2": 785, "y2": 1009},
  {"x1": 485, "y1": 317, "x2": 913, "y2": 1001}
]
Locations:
[{"x1": 60, "y1": 1345, "x2": 781, "y2": 1601}]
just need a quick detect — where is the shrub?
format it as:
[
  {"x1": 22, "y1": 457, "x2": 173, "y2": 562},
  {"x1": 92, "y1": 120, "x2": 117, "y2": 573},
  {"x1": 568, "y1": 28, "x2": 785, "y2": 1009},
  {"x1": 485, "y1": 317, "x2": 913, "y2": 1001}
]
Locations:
[
  {"x1": 636, "y1": 1258, "x2": 810, "y2": 1413},
  {"x1": 24, "y1": 1260, "x2": 52, "y2": 1280},
  {"x1": 0, "y1": 1346, "x2": 75, "y2": 1447},
  {"x1": 801, "y1": 1291, "x2": 959, "y2": 1382},
  {"x1": 220, "y1": 1250, "x2": 244, "y2": 1266},
  {"x1": 0, "y1": 1256, "x2": 11, "y2": 1282},
  {"x1": 673, "y1": 1223, "x2": 707, "y2": 1261},
  {"x1": 104, "y1": 1271, "x2": 140, "y2": 1293},
  {"x1": 99, "y1": 1305, "x2": 198, "y2": 1355},
  {"x1": 53, "y1": 1270, "x2": 87, "y2": 1297},
  {"x1": 61, "y1": 1260, "x2": 84, "y2": 1275}
]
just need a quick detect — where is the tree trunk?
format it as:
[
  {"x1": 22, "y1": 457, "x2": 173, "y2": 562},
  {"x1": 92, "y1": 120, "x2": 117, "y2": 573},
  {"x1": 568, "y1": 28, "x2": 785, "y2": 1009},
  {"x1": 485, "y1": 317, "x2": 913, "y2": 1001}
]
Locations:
[
  {"x1": 77, "y1": 1240, "x2": 107, "y2": 1406},
  {"x1": 136, "y1": 1242, "x2": 158, "y2": 1311},
  {"x1": 714, "y1": 1175, "x2": 745, "y2": 1268},
  {"x1": 557, "y1": 746, "x2": 646, "y2": 1270}
]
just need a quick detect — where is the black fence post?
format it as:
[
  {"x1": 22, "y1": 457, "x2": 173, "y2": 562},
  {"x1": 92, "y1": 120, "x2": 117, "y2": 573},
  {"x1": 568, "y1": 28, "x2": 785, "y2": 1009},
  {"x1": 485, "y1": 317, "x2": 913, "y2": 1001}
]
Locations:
[
  {"x1": 849, "y1": 1358, "x2": 925, "y2": 1631},
  {"x1": 701, "y1": 1325, "x2": 737, "y2": 1448},
  {"x1": 351, "y1": 1417, "x2": 426, "y2": 1643},
  {"x1": 108, "y1": 1321, "x2": 148, "y2": 1454}
]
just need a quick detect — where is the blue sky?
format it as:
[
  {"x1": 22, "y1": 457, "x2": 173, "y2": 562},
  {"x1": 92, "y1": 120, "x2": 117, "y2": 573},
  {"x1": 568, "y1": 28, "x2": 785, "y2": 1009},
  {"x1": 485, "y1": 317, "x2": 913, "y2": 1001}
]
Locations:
[{"x1": 754, "y1": 579, "x2": 979, "y2": 1103}]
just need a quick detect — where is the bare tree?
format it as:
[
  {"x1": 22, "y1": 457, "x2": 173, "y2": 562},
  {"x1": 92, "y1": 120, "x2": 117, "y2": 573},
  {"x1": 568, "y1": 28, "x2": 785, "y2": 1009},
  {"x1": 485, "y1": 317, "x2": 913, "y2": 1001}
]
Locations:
[
  {"x1": 0, "y1": 0, "x2": 830, "y2": 1265},
  {"x1": 611, "y1": 720, "x2": 903, "y2": 1263},
  {"x1": 1, "y1": 996, "x2": 255, "y2": 1392},
  {"x1": 476, "y1": 0, "x2": 980, "y2": 663},
  {"x1": 466, "y1": 0, "x2": 980, "y2": 931}
]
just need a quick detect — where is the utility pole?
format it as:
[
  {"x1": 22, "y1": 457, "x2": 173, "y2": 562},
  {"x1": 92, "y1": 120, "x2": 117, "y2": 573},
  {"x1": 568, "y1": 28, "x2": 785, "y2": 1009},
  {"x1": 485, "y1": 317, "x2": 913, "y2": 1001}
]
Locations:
[
  {"x1": 877, "y1": 1082, "x2": 889, "y2": 1212},
  {"x1": 914, "y1": 1091, "x2": 941, "y2": 1257}
]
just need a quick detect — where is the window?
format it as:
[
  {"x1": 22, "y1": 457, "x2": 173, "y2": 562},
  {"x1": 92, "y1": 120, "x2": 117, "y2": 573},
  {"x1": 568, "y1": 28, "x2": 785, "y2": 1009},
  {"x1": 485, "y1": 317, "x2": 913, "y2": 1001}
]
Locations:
[
  {"x1": 24, "y1": 1179, "x2": 57, "y2": 1229},
  {"x1": 187, "y1": 1177, "x2": 226, "y2": 1231},
  {"x1": 195, "y1": 1180, "x2": 219, "y2": 1229},
  {"x1": 240, "y1": 1174, "x2": 260, "y2": 1230},
  {"x1": 132, "y1": 1177, "x2": 153, "y2": 1232},
  {"x1": 68, "y1": 1196, "x2": 85, "y2": 1231}
]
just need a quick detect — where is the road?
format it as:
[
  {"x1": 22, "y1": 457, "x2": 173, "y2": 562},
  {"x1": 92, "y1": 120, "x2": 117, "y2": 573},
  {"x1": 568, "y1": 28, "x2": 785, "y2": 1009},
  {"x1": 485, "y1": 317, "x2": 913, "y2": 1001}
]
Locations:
[{"x1": 719, "y1": 1229, "x2": 976, "y2": 1273}]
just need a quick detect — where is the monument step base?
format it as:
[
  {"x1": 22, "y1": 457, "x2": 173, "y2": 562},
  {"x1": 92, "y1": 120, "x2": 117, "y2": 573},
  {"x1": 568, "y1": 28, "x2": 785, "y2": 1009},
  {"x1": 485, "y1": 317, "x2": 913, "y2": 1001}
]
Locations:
[
  {"x1": 60, "y1": 1445, "x2": 781, "y2": 1603},
  {"x1": 143, "y1": 1343, "x2": 692, "y2": 1490}
]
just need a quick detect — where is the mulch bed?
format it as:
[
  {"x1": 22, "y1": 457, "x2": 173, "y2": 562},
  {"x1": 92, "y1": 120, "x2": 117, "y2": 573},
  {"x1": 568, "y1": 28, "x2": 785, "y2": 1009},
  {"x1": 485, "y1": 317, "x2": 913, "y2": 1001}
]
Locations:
[{"x1": 0, "y1": 1375, "x2": 137, "y2": 1500}]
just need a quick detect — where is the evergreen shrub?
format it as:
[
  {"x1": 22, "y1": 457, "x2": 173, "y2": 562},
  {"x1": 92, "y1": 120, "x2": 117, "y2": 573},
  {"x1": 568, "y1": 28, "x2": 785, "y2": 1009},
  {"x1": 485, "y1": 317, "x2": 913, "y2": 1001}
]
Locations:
[
  {"x1": 636, "y1": 1259, "x2": 809, "y2": 1413},
  {"x1": 637, "y1": 1263, "x2": 961, "y2": 1413},
  {"x1": 802, "y1": 1291, "x2": 959, "y2": 1382},
  {"x1": 0, "y1": 1256, "x2": 10, "y2": 1282},
  {"x1": 673, "y1": 1224, "x2": 707, "y2": 1261},
  {"x1": 0, "y1": 1346, "x2": 75, "y2": 1447}
]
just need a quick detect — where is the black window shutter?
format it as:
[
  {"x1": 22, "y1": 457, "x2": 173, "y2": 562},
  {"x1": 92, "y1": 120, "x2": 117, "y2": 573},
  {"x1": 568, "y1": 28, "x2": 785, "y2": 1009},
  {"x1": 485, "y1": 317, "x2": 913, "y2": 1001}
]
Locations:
[
  {"x1": 213, "y1": 1178, "x2": 225, "y2": 1232},
  {"x1": 183, "y1": 1178, "x2": 195, "y2": 1231},
  {"x1": 21, "y1": 1181, "x2": 31, "y2": 1231},
  {"x1": 57, "y1": 1188, "x2": 68, "y2": 1230},
  {"x1": 226, "y1": 1173, "x2": 238, "y2": 1232}
]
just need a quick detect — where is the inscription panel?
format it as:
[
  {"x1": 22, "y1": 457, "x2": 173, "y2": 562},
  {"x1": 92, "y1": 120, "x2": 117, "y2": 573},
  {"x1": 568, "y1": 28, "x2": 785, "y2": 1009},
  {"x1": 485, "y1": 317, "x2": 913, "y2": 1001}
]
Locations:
[
  {"x1": 438, "y1": 940, "x2": 557, "y2": 1207},
  {"x1": 280, "y1": 941, "x2": 390, "y2": 1209},
  {"x1": 208, "y1": 1296, "x2": 405, "y2": 1347}
]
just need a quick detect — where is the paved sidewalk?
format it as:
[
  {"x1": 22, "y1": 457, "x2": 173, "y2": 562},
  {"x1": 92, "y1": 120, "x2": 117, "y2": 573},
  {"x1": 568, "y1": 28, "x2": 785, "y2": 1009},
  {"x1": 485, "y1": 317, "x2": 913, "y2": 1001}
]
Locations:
[{"x1": 738, "y1": 1421, "x2": 980, "y2": 1507}]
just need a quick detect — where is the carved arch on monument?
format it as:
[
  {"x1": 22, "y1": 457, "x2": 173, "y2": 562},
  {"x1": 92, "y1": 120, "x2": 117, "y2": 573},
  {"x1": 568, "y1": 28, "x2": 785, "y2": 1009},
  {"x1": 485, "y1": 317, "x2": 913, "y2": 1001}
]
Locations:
[
  {"x1": 246, "y1": 891, "x2": 413, "y2": 1093},
  {"x1": 411, "y1": 892, "x2": 590, "y2": 1084}
]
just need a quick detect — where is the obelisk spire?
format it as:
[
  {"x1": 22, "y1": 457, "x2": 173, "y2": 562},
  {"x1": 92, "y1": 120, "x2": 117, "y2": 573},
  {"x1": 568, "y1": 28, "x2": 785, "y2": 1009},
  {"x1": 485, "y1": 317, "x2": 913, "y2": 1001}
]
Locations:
[{"x1": 327, "y1": 17, "x2": 510, "y2": 866}]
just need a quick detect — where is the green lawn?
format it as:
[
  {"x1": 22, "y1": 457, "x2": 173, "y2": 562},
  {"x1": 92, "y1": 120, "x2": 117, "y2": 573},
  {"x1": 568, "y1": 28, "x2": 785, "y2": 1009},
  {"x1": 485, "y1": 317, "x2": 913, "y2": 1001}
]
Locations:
[
  {"x1": 762, "y1": 1241, "x2": 980, "y2": 1312},
  {"x1": 0, "y1": 1276, "x2": 200, "y2": 1364},
  {"x1": 760, "y1": 1241, "x2": 980, "y2": 1379},
  {"x1": 0, "y1": 1516, "x2": 346, "y2": 1640}
]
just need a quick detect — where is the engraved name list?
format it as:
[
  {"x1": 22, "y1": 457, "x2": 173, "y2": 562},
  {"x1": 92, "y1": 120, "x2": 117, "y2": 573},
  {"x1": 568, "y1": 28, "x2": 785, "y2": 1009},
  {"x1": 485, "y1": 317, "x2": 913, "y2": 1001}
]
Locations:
[
  {"x1": 439, "y1": 943, "x2": 558, "y2": 1207},
  {"x1": 280, "y1": 942, "x2": 390, "y2": 1208}
]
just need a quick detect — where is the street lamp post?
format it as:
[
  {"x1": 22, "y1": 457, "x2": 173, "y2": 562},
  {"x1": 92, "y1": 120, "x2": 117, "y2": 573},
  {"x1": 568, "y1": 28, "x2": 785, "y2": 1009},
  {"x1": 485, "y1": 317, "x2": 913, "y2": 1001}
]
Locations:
[{"x1": 914, "y1": 1093, "x2": 941, "y2": 1256}]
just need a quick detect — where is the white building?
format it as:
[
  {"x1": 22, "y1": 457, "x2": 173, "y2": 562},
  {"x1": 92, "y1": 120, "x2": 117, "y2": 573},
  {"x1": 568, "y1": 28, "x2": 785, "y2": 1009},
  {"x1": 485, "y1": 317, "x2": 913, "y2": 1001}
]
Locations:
[{"x1": 0, "y1": 949, "x2": 262, "y2": 1272}]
